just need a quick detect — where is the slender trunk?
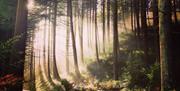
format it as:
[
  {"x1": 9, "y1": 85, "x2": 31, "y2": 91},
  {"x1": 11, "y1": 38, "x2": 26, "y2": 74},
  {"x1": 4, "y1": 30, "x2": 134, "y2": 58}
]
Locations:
[
  {"x1": 159, "y1": 0, "x2": 172, "y2": 90},
  {"x1": 30, "y1": 31, "x2": 36, "y2": 91},
  {"x1": 33, "y1": 51, "x2": 36, "y2": 90},
  {"x1": 94, "y1": 0, "x2": 99, "y2": 62},
  {"x1": 52, "y1": 0, "x2": 60, "y2": 80},
  {"x1": 130, "y1": 0, "x2": 134, "y2": 31},
  {"x1": 112, "y1": 0, "x2": 119, "y2": 80},
  {"x1": 102, "y1": 0, "x2": 106, "y2": 53},
  {"x1": 152, "y1": 0, "x2": 160, "y2": 63},
  {"x1": 43, "y1": 6, "x2": 48, "y2": 77},
  {"x1": 153, "y1": 0, "x2": 159, "y2": 29},
  {"x1": 90, "y1": 0, "x2": 93, "y2": 49},
  {"x1": 121, "y1": 0, "x2": 127, "y2": 32},
  {"x1": 79, "y1": 4, "x2": 84, "y2": 64},
  {"x1": 66, "y1": 20, "x2": 70, "y2": 74},
  {"x1": 68, "y1": 0, "x2": 81, "y2": 77},
  {"x1": 107, "y1": 0, "x2": 110, "y2": 42},
  {"x1": 88, "y1": 0, "x2": 92, "y2": 47},
  {"x1": 47, "y1": 4, "x2": 52, "y2": 81},
  {"x1": 66, "y1": 2, "x2": 70, "y2": 74},
  {"x1": 141, "y1": 0, "x2": 148, "y2": 64},
  {"x1": 135, "y1": 0, "x2": 140, "y2": 37}
]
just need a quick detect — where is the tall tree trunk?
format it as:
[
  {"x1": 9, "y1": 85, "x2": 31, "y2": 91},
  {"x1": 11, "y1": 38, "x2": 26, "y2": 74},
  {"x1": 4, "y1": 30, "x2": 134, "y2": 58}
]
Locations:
[
  {"x1": 152, "y1": 0, "x2": 160, "y2": 63},
  {"x1": 159, "y1": 0, "x2": 172, "y2": 90},
  {"x1": 153, "y1": 0, "x2": 159, "y2": 32},
  {"x1": 133, "y1": 0, "x2": 139, "y2": 48},
  {"x1": 130, "y1": 0, "x2": 134, "y2": 31},
  {"x1": 80, "y1": 3, "x2": 84, "y2": 64},
  {"x1": 135, "y1": 0, "x2": 140, "y2": 37},
  {"x1": 66, "y1": 1, "x2": 70, "y2": 74},
  {"x1": 140, "y1": 0, "x2": 147, "y2": 27},
  {"x1": 52, "y1": 0, "x2": 60, "y2": 80},
  {"x1": 30, "y1": 31, "x2": 36, "y2": 91},
  {"x1": 94, "y1": 0, "x2": 99, "y2": 62},
  {"x1": 88, "y1": 0, "x2": 92, "y2": 47},
  {"x1": 121, "y1": 0, "x2": 127, "y2": 32},
  {"x1": 47, "y1": 4, "x2": 52, "y2": 81},
  {"x1": 43, "y1": 6, "x2": 48, "y2": 77},
  {"x1": 112, "y1": 0, "x2": 119, "y2": 80},
  {"x1": 107, "y1": 0, "x2": 110, "y2": 42},
  {"x1": 68, "y1": 0, "x2": 81, "y2": 77},
  {"x1": 78, "y1": 0, "x2": 84, "y2": 64},
  {"x1": 102, "y1": 0, "x2": 106, "y2": 53},
  {"x1": 12, "y1": 0, "x2": 27, "y2": 90},
  {"x1": 141, "y1": 0, "x2": 148, "y2": 64}
]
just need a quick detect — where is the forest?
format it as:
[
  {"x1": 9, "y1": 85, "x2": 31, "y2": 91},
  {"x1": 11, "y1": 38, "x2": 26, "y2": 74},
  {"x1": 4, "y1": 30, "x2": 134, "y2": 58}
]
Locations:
[{"x1": 0, "y1": 0, "x2": 180, "y2": 91}]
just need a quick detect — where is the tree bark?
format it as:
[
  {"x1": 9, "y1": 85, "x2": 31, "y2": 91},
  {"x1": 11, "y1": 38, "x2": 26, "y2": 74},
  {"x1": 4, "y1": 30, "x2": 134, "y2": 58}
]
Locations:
[
  {"x1": 130, "y1": 0, "x2": 134, "y2": 31},
  {"x1": 68, "y1": 0, "x2": 81, "y2": 77},
  {"x1": 80, "y1": 4, "x2": 84, "y2": 64},
  {"x1": 152, "y1": 0, "x2": 160, "y2": 63},
  {"x1": 141, "y1": 0, "x2": 148, "y2": 65},
  {"x1": 94, "y1": 0, "x2": 99, "y2": 62},
  {"x1": 159, "y1": 0, "x2": 172, "y2": 90},
  {"x1": 52, "y1": 0, "x2": 61, "y2": 80},
  {"x1": 12, "y1": 0, "x2": 28, "y2": 90},
  {"x1": 47, "y1": 3, "x2": 52, "y2": 81},
  {"x1": 66, "y1": 1, "x2": 70, "y2": 74},
  {"x1": 107, "y1": 0, "x2": 110, "y2": 42},
  {"x1": 78, "y1": 0, "x2": 84, "y2": 64},
  {"x1": 135, "y1": 0, "x2": 140, "y2": 37},
  {"x1": 43, "y1": 5, "x2": 48, "y2": 77},
  {"x1": 112, "y1": 0, "x2": 119, "y2": 80},
  {"x1": 102, "y1": 0, "x2": 106, "y2": 53}
]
